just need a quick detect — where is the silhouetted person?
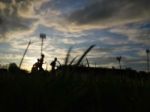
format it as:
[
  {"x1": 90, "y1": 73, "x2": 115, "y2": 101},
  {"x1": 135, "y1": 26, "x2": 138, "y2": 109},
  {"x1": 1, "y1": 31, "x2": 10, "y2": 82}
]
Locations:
[
  {"x1": 50, "y1": 58, "x2": 57, "y2": 72},
  {"x1": 31, "y1": 59, "x2": 40, "y2": 72},
  {"x1": 39, "y1": 54, "x2": 45, "y2": 71}
]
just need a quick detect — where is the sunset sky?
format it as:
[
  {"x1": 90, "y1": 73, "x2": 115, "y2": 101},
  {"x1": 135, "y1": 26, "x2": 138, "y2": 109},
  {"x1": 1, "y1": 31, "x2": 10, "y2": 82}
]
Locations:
[{"x1": 0, "y1": 0, "x2": 150, "y2": 71}]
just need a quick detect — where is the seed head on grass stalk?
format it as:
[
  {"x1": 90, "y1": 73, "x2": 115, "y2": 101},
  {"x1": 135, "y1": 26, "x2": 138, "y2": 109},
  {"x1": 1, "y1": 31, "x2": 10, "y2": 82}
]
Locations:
[{"x1": 116, "y1": 56, "x2": 122, "y2": 69}]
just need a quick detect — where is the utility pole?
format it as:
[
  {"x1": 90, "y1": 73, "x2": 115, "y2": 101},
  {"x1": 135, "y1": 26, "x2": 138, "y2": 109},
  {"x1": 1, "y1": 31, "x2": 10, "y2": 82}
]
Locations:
[{"x1": 40, "y1": 33, "x2": 46, "y2": 55}]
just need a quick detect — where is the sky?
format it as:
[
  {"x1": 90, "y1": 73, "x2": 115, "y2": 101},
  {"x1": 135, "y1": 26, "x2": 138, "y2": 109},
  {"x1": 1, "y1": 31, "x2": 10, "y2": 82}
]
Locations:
[{"x1": 0, "y1": 0, "x2": 150, "y2": 71}]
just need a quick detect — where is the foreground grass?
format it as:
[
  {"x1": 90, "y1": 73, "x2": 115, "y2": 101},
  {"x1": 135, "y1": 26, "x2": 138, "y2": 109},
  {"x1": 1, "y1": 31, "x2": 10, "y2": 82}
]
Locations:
[{"x1": 0, "y1": 69, "x2": 150, "y2": 112}]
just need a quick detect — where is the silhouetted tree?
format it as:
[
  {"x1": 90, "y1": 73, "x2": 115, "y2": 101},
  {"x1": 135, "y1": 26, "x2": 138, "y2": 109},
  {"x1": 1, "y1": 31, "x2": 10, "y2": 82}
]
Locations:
[
  {"x1": 40, "y1": 33, "x2": 46, "y2": 55},
  {"x1": 116, "y1": 56, "x2": 122, "y2": 69},
  {"x1": 146, "y1": 49, "x2": 150, "y2": 72},
  {"x1": 8, "y1": 63, "x2": 19, "y2": 73}
]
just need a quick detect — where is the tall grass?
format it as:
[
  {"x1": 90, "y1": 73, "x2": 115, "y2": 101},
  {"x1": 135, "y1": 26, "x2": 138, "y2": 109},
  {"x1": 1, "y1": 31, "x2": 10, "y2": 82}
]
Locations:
[
  {"x1": 64, "y1": 47, "x2": 72, "y2": 65},
  {"x1": 69, "y1": 56, "x2": 78, "y2": 65},
  {"x1": 76, "y1": 45, "x2": 95, "y2": 66},
  {"x1": 63, "y1": 45, "x2": 95, "y2": 67}
]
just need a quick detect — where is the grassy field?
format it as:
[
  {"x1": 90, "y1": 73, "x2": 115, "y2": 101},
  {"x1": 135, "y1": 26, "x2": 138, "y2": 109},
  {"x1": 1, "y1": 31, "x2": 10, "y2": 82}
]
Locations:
[{"x1": 0, "y1": 67, "x2": 150, "y2": 112}]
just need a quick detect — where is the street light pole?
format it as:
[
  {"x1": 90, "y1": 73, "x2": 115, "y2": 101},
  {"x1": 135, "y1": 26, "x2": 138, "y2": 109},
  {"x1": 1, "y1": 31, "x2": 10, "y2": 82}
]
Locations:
[{"x1": 40, "y1": 33, "x2": 46, "y2": 55}]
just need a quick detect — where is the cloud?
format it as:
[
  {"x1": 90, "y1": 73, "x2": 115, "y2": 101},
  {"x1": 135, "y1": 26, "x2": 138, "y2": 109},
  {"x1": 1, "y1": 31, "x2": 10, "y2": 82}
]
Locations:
[
  {"x1": 35, "y1": 0, "x2": 150, "y2": 32},
  {"x1": 1, "y1": 0, "x2": 149, "y2": 36},
  {"x1": 0, "y1": 0, "x2": 149, "y2": 71},
  {"x1": 110, "y1": 22, "x2": 150, "y2": 45},
  {"x1": 0, "y1": 0, "x2": 41, "y2": 38},
  {"x1": 67, "y1": 0, "x2": 150, "y2": 27},
  {"x1": 68, "y1": 0, "x2": 150, "y2": 24}
]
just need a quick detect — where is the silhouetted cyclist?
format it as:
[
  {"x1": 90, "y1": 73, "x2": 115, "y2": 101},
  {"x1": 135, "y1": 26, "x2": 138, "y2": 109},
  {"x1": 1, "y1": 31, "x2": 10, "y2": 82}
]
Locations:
[
  {"x1": 50, "y1": 58, "x2": 58, "y2": 72},
  {"x1": 31, "y1": 59, "x2": 40, "y2": 72},
  {"x1": 39, "y1": 54, "x2": 45, "y2": 71}
]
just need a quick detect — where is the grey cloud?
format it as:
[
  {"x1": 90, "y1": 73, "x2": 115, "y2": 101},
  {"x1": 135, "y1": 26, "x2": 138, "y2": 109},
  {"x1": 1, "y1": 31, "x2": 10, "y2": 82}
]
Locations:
[
  {"x1": 111, "y1": 22, "x2": 150, "y2": 45},
  {"x1": 67, "y1": 0, "x2": 150, "y2": 25},
  {"x1": 0, "y1": 0, "x2": 38, "y2": 38},
  {"x1": 68, "y1": 1, "x2": 117, "y2": 24}
]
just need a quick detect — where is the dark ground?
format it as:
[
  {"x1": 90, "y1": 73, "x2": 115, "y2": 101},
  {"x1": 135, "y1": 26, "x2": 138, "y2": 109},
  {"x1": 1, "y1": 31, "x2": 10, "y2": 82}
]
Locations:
[{"x1": 0, "y1": 67, "x2": 150, "y2": 112}]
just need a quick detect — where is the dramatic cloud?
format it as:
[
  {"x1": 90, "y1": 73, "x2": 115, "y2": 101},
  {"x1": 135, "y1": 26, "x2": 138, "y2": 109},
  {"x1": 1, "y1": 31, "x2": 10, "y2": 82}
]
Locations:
[
  {"x1": 67, "y1": 0, "x2": 150, "y2": 25},
  {"x1": 1, "y1": 0, "x2": 149, "y2": 36},
  {"x1": 0, "y1": 0, "x2": 41, "y2": 38},
  {"x1": 35, "y1": 0, "x2": 150, "y2": 32},
  {"x1": 110, "y1": 22, "x2": 150, "y2": 45},
  {"x1": 0, "y1": 0, "x2": 149, "y2": 71}
]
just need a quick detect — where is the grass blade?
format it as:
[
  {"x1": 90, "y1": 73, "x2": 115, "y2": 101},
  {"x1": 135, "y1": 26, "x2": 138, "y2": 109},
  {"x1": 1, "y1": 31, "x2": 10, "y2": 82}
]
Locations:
[
  {"x1": 64, "y1": 47, "x2": 72, "y2": 65},
  {"x1": 76, "y1": 45, "x2": 95, "y2": 66},
  {"x1": 69, "y1": 56, "x2": 78, "y2": 65}
]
